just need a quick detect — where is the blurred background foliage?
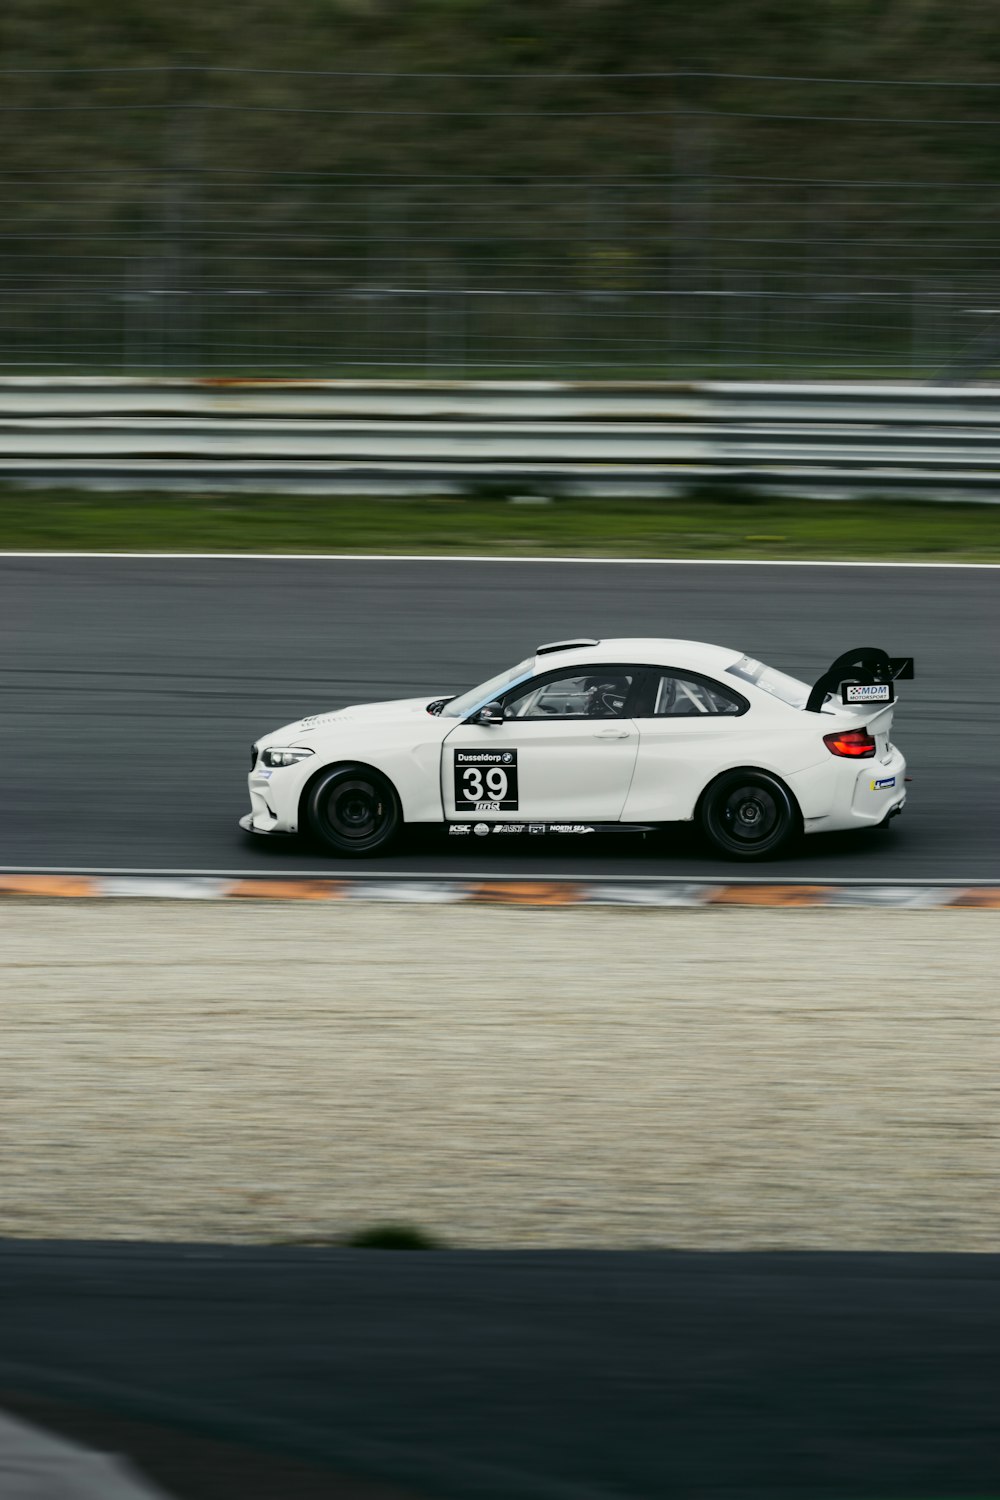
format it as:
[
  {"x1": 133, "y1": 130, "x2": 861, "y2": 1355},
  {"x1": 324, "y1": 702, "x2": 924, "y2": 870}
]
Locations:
[{"x1": 3, "y1": 0, "x2": 1000, "y2": 375}]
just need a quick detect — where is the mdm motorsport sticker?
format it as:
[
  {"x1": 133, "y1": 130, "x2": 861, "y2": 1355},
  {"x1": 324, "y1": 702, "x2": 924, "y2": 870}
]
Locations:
[
  {"x1": 841, "y1": 681, "x2": 893, "y2": 705},
  {"x1": 454, "y1": 748, "x2": 519, "y2": 812}
]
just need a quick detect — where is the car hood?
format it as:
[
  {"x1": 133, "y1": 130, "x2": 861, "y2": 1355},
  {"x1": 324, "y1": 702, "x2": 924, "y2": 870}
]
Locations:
[{"x1": 268, "y1": 695, "x2": 447, "y2": 742}]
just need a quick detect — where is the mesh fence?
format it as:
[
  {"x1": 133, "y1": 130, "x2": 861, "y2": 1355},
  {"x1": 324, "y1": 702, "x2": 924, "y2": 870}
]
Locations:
[{"x1": 2, "y1": 66, "x2": 998, "y2": 379}]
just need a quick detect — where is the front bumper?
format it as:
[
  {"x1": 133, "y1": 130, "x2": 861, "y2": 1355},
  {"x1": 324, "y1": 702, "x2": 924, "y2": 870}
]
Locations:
[
  {"x1": 238, "y1": 811, "x2": 291, "y2": 838},
  {"x1": 241, "y1": 769, "x2": 301, "y2": 836}
]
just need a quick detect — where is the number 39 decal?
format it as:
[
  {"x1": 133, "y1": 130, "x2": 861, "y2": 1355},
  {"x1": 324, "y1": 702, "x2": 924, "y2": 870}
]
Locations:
[{"x1": 454, "y1": 748, "x2": 519, "y2": 812}]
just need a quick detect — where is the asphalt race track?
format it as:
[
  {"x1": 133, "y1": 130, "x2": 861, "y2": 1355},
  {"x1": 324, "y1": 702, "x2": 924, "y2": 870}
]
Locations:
[
  {"x1": 2, "y1": 1243, "x2": 999, "y2": 1500},
  {"x1": 3, "y1": 1244, "x2": 1000, "y2": 1500},
  {"x1": 2, "y1": 555, "x2": 997, "y2": 879}
]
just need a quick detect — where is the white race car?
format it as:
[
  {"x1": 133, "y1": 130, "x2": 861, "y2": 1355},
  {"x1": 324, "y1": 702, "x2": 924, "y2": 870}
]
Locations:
[{"x1": 242, "y1": 638, "x2": 911, "y2": 861}]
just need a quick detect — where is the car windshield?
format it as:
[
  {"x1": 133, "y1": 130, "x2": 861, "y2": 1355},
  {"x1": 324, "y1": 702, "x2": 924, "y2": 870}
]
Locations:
[
  {"x1": 439, "y1": 658, "x2": 535, "y2": 718},
  {"x1": 725, "y1": 654, "x2": 809, "y2": 709}
]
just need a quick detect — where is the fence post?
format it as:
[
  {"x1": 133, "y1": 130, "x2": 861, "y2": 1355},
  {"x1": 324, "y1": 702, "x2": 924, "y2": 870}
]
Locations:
[
  {"x1": 158, "y1": 66, "x2": 202, "y2": 372},
  {"x1": 670, "y1": 119, "x2": 713, "y2": 367}
]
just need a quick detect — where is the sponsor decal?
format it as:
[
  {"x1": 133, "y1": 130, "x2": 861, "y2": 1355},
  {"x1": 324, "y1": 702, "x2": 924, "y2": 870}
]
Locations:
[
  {"x1": 528, "y1": 824, "x2": 546, "y2": 835},
  {"x1": 871, "y1": 776, "x2": 896, "y2": 791},
  {"x1": 473, "y1": 822, "x2": 491, "y2": 836},
  {"x1": 448, "y1": 824, "x2": 472, "y2": 836},
  {"x1": 492, "y1": 824, "x2": 526, "y2": 835},
  {"x1": 549, "y1": 824, "x2": 596, "y2": 835},
  {"x1": 454, "y1": 748, "x2": 519, "y2": 811},
  {"x1": 842, "y1": 681, "x2": 893, "y2": 705}
]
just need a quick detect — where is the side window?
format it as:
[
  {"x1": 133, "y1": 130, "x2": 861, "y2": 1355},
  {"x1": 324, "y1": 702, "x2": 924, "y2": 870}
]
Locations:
[
  {"x1": 504, "y1": 671, "x2": 634, "y2": 720},
  {"x1": 648, "y1": 672, "x2": 745, "y2": 717}
]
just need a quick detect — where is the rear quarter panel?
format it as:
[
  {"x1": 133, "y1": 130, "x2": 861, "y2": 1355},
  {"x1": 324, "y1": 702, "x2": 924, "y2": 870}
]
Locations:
[{"x1": 622, "y1": 696, "x2": 831, "y2": 823}]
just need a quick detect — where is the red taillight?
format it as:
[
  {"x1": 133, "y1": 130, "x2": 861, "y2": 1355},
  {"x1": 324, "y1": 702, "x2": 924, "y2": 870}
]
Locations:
[{"x1": 823, "y1": 728, "x2": 877, "y2": 758}]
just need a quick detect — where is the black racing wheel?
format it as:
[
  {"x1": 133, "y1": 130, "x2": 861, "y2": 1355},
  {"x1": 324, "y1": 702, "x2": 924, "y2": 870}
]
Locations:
[
  {"x1": 305, "y1": 765, "x2": 401, "y2": 856},
  {"x1": 700, "y1": 770, "x2": 799, "y2": 861}
]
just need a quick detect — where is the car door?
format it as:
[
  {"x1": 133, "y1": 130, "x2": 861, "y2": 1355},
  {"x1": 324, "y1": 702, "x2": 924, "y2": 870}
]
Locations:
[
  {"x1": 441, "y1": 666, "x2": 640, "y2": 821},
  {"x1": 621, "y1": 667, "x2": 751, "y2": 822}
]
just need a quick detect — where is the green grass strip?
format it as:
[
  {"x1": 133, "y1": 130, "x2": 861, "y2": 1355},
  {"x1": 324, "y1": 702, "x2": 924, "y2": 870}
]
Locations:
[{"x1": 1, "y1": 487, "x2": 998, "y2": 562}]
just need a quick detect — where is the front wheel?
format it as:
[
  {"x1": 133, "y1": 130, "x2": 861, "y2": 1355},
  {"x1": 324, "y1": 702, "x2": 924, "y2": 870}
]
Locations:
[
  {"x1": 305, "y1": 765, "x2": 401, "y2": 856},
  {"x1": 700, "y1": 770, "x2": 799, "y2": 861}
]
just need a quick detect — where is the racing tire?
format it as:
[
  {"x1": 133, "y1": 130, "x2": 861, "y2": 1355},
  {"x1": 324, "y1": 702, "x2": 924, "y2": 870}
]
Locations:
[
  {"x1": 305, "y1": 765, "x2": 402, "y2": 856},
  {"x1": 700, "y1": 770, "x2": 799, "y2": 861}
]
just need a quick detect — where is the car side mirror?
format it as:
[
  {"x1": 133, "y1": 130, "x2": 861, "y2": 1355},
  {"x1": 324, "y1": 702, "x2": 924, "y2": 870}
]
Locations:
[{"x1": 473, "y1": 700, "x2": 505, "y2": 726}]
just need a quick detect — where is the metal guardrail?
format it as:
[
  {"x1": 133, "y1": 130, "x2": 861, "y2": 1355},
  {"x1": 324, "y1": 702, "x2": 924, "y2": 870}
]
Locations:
[{"x1": 1, "y1": 379, "x2": 999, "y2": 498}]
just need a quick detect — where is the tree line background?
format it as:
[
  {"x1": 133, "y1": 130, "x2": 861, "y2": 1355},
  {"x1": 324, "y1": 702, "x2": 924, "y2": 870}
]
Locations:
[{"x1": 3, "y1": 0, "x2": 1000, "y2": 377}]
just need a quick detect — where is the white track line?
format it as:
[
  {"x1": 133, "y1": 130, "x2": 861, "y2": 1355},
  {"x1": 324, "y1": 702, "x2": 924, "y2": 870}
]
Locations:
[{"x1": 0, "y1": 553, "x2": 997, "y2": 567}]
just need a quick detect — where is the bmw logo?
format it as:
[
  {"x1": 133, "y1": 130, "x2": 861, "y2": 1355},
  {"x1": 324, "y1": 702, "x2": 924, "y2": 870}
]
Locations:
[{"x1": 501, "y1": 752, "x2": 513, "y2": 764}]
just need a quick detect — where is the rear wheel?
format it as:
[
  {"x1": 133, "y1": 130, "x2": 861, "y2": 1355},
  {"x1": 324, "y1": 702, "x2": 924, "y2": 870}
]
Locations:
[
  {"x1": 700, "y1": 770, "x2": 798, "y2": 861},
  {"x1": 305, "y1": 765, "x2": 401, "y2": 856}
]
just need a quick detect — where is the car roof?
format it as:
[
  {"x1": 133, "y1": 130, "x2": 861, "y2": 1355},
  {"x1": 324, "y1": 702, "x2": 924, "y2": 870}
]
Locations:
[{"x1": 531, "y1": 638, "x2": 744, "y2": 675}]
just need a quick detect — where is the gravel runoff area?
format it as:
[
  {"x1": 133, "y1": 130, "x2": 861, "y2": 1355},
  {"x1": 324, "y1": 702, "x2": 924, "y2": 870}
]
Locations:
[{"x1": 2, "y1": 901, "x2": 996, "y2": 1251}]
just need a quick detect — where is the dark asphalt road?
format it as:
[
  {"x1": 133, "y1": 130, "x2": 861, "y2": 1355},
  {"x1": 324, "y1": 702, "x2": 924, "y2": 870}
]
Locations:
[
  {"x1": 1, "y1": 1242, "x2": 998, "y2": 1500},
  {"x1": 2, "y1": 556, "x2": 996, "y2": 878}
]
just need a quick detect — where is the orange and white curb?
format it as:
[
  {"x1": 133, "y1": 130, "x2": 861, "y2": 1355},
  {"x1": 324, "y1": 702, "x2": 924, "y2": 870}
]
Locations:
[{"x1": 0, "y1": 873, "x2": 997, "y2": 908}]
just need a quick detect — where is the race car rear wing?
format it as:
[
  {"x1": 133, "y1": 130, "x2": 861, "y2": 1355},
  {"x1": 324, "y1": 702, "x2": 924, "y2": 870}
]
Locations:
[{"x1": 805, "y1": 647, "x2": 914, "y2": 714}]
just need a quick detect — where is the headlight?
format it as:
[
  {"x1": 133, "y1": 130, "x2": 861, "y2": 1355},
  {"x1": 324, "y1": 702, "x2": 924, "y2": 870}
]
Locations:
[{"x1": 260, "y1": 747, "x2": 314, "y2": 769}]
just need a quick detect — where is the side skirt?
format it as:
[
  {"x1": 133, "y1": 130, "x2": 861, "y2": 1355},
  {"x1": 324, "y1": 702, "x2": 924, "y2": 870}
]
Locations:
[{"x1": 445, "y1": 821, "x2": 659, "y2": 838}]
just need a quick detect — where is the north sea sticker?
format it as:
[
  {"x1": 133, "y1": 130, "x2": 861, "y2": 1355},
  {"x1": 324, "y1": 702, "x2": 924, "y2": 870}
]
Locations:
[{"x1": 454, "y1": 748, "x2": 519, "y2": 812}]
